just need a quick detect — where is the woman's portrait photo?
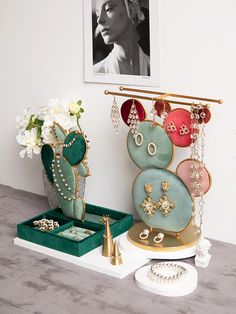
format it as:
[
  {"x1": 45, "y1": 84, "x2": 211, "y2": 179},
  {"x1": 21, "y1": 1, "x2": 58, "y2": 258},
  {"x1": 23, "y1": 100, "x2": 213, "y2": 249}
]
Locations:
[{"x1": 84, "y1": 0, "x2": 160, "y2": 86}]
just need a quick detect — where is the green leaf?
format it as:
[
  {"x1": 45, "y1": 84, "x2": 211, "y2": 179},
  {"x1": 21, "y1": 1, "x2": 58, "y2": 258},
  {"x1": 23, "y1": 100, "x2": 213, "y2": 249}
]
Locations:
[
  {"x1": 76, "y1": 112, "x2": 81, "y2": 118},
  {"x1": 80, "y1": 108, "x2": 84, "y2": 113},
  {"x1": 36, "y1": 126, "x2": 42, "y2": 139},
  {"x1": 26, "y1": 114, "x2": 35, "y2": 131},
  {"x1": 34, "y1": 118, "x2": 44, "y2": 127},
  {"x1": 77, "y1": 100, "x2": 82, "y2": 105}
]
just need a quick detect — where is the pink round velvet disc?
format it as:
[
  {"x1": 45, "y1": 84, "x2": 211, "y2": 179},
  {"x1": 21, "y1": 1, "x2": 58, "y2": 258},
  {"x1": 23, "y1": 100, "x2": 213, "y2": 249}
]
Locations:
[
  {"x1": 121, "y1": 99, "x2": 146, "y2": 126},
  {"x1": 164, "y1": 108, "x2": 193, "y2": 147},
  {"x1": 176, "y1": 159, "x2": 211, "y2": 196}
]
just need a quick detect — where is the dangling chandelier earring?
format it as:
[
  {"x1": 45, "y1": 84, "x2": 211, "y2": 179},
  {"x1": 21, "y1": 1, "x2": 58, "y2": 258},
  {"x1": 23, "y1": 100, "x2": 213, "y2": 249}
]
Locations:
[
  {"x1": 128, "y1": 99, "x2": 140, "y2": 137},
  {"x1": 190, "y1": 102, "x2": 206, "y2": 236},
  {"x1": 160, "y1": 100, "x2": 168, "y2": 120},
  {"x1": 110, "y1": 96, "x2": 120, "y2": 135},
  {"x1": 150, "y1": 99, "x2": 157, "y2": 126}
]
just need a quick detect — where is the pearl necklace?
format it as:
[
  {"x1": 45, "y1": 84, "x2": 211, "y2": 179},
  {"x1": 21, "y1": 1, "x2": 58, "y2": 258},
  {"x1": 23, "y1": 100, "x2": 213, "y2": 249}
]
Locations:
[
  {"x1": 147, "y1": 262, "x2": 188, "y2": 284},
  {"x1": 51, "y1": 157, "x2": 76, "y2": 201}
]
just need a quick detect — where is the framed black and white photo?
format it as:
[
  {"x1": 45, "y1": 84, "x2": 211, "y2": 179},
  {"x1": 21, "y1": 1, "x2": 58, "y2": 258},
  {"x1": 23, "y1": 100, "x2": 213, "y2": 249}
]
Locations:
[{"x1": 83, "y1": 0, "x2": 160, "y2": 86}]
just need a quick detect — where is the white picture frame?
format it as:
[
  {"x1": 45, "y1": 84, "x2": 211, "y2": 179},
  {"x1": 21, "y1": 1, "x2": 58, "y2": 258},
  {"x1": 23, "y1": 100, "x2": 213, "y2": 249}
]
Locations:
[{"x1": 83, "y1": 0, "x2": 160, "y2": 86}]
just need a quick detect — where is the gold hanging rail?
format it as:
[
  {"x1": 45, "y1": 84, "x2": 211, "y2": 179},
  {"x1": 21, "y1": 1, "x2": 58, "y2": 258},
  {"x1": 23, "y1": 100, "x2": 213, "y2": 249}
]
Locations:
[
  {"x1": 119, "y1": 86, "x2": 223, "y2": 104},
  {"x1": 104, "y1": 90, "x2": 211, "y2": 107}
]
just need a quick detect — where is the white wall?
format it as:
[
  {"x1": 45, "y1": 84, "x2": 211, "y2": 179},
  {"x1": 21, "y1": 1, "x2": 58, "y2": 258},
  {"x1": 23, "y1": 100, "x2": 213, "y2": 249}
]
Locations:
[{"x1": 0, "y1": 0, "x2": 235, "y2": 244}]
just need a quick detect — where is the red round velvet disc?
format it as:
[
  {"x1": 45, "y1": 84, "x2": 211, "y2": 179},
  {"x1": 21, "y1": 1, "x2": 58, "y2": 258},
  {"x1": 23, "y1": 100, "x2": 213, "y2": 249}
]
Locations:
[
  {"x1": 154, "y1": 100, "x2": 171, "y2": 117},
  {"x1": 198, "y1": 108, "x2": 211, "y2": 124},
  {"x1": 164, "y1": 108, "x2": 194, "y2": 147},
  {"x1": 121, "y1": 99, "x2": 146, "y2": 126}
]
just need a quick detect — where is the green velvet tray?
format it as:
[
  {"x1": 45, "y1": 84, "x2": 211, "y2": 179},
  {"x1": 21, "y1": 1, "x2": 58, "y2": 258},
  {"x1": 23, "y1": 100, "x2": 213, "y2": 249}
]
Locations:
[{"x1": 17, "y1": 203, "x2": 133, "y2": 257}]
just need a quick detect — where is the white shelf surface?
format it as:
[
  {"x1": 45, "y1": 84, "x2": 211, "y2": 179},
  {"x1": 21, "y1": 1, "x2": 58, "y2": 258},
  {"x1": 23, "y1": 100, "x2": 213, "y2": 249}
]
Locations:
[{"x1": 14, "y1": 234, "x2": 150, "y2": 279}]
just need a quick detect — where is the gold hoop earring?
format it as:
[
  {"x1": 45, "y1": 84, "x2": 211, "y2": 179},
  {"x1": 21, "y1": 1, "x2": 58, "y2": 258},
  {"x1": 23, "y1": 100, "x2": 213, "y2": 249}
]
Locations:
[
  {"x1": 139, "y1": 229, "x2": 150, "y2": 240},
  {"x1": 153, "y1": 233, "x2": 164, "y2": 244}
]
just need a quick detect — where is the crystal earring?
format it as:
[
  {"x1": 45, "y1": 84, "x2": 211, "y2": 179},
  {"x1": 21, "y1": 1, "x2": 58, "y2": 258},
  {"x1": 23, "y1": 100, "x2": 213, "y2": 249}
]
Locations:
[
  {"x1": 110, "y1": 96, "x2": 120, "y2": 135},
  {"x1": 128, "y1": 99, "x2": 140, "y2": 137},
  {"x1": 160, "y1": 100, "x2": 169, "y2": 120},
  {"x1": 150, "y1": 100, "x2": 157, "y2": 126}
]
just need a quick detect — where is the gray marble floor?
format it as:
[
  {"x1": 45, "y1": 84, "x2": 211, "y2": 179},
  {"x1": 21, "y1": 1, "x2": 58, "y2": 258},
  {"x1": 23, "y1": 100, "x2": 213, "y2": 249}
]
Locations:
[{"x1": 0, "y1": 184, "x2": 235, "y2": 314}]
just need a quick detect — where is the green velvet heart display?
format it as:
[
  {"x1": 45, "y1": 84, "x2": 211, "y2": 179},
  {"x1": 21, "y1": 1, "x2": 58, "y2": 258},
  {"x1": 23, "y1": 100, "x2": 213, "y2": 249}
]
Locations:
[
  {"x1": 41, "y1": 124, "x2": 89, "y2": 220},
  {"x1": 52, "y1": 156, "x2": 85, "y2": 220},
  {"x1": 63, "y1": 131, "x2": 87, "y2": 166},
  {"x1": 41, "y1": 144, "x2": 54, "y2": 184}
]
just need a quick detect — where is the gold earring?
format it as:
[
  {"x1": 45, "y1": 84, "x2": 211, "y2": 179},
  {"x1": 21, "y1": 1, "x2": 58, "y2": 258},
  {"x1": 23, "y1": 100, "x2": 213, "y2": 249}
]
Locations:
[
  {"x1": 153, "y1": 232, "x2": 164, "y2": 244},
  {"x1": 156, "y1": 181, "x2": 175, "y2": 216},
  {"x1": 140, "y1": 183, "x2": 158, "y2": 218}
]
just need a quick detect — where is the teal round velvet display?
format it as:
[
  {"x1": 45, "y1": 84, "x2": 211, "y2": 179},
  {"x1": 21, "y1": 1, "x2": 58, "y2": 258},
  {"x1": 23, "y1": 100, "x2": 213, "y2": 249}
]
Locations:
[
  {"x1": 63, "y1": 131, "x2": 87, "y2": 166},
  {"x1": 133, "y1": 168, "x2": 192, "y2": 232},
  {"x1": 127, "y1": 121, "x2": 173, "y2": 170}
]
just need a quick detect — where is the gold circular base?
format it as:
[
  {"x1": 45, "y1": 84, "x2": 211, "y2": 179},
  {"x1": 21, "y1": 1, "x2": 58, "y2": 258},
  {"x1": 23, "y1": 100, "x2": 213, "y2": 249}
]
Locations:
[{"x1": 128, "y1": 222, "x2": 199, "y2": 252}]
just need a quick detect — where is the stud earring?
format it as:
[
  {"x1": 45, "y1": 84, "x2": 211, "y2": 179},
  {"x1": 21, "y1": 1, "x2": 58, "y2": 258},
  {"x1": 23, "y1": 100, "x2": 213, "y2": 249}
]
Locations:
[
  {"x1": 179, "y1": 124, "x2": 190, "y2": 135},
  {"x1": 128, "y1": 99, "x2": 140, "y2": 137},
  {"x1": 167, "y1": 121, "x2": 177, "y2": 132},
  {"x1": 110, "y1": 96, "x2": 120, "y2": 135}
]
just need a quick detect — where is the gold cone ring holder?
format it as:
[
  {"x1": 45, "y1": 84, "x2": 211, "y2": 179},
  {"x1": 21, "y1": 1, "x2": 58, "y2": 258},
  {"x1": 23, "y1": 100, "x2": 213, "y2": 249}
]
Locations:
[
  {"x1": 101, "y1": 216, "x2": 114, "y2": 257},
  {"x1": 111, "y1": 241, "x2": 123, "y2": 266}
]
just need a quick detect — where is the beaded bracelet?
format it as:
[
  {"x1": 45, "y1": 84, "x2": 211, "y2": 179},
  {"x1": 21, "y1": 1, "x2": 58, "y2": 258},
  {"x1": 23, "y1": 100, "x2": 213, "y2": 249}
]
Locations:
[
  {"x1": 147, "y1": 262, "x2": 188, "y2": 284},
  {"x1": 33, "y1": 219, "x2": 60, "y2": 232}
]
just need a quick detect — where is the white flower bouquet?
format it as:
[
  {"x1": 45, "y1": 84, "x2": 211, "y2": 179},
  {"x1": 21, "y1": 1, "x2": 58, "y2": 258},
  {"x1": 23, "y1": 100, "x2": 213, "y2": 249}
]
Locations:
[{"x1": 16, "y1": 98, "x2": 84, "y2": 158}]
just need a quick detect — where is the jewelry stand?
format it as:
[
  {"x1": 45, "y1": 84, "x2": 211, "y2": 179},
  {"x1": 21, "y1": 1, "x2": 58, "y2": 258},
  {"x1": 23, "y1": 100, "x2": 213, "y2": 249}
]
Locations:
[{"x1": 106, "y1": 86, "x2": 222, "y2": 260}]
